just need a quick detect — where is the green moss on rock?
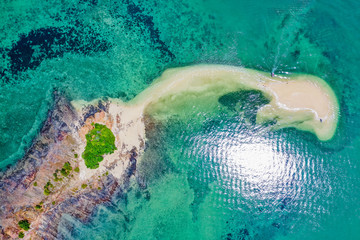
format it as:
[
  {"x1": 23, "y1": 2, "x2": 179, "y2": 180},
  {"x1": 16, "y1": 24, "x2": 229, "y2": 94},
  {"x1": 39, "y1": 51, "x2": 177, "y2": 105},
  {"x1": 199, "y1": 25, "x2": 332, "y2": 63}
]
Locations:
[
  {"x1": 43, "y1": 181, "x2": 54, "y2": 196},
  {"x1": 60, "y1": 162, "x2": 72, "y2": 177},
  {"x1": 82, "y1": 123, "x2": 117, "y2": 169},
  {"x1": 63, "y1": 162, "x2": 72, "y2": 171},
  {"x1": 53, "y1": 170, "x2": 62, "y2": 182},
  {"x1": 18, "y1": 220, "x2": 30, "y2": 231}
]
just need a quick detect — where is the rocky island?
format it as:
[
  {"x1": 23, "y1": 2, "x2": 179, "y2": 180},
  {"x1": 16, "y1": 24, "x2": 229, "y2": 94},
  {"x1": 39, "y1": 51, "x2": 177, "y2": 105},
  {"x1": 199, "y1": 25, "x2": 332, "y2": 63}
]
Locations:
[{"x1": 0, "y1": 90, "x2": 146, "y2": 239}]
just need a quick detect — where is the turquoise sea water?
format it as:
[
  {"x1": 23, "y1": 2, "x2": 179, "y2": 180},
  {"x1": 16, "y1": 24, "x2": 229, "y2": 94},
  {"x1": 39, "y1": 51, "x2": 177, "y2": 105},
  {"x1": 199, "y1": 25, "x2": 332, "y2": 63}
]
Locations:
[{"x1": 1, "y1": 0, "x2": 360, "y2": 239}]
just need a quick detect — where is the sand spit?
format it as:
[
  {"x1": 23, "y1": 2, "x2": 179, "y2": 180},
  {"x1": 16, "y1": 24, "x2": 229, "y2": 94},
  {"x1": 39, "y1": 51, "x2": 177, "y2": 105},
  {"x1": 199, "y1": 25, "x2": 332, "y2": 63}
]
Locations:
[{"x1": 131, "y1": 65, "x2": 339, "y2": 141}]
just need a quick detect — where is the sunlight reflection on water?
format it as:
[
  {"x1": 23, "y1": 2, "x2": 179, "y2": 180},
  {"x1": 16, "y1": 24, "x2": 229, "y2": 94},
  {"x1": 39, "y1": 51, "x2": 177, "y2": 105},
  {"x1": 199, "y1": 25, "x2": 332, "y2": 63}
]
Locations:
[{"x1": 209, "y1": 130, "x2": 304, "y2": 205}]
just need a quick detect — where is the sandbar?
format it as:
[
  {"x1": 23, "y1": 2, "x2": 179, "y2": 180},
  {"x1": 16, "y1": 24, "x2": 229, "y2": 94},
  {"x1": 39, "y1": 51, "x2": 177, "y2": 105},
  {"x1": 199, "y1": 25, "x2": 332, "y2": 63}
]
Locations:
[{"x1": 130, "y1": 64, "x2": 339, "y2": 141}]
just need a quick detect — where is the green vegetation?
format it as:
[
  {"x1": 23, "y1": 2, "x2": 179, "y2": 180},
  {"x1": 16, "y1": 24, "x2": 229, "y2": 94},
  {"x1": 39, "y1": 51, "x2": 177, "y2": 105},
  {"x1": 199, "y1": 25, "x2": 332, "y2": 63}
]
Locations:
[
  {"x1": 74, "y1": 167, "x2": 80, "y2": 173},
  {"x1": 18, "y1": 232, "x2": 24, "y2": 238},
  {"x1": 52, "y1": 162, "x2": 72, "y2": 182},
  {"x1": 60, "y1": 168, "x2": 69, "y2": 177},
  {"x1": 74, "y1": 153, "x2": 78, "y2": 158},
  {"x1": 98, "y1": 187, "x2": 101, "y2": 190},
  {"x1": 81, "y1": 184, "x2": 88, "y2": 189},
  {"x1": 35, "y1": 201, "x2": 43, "y2": 209},
  {"x1": 53, "y1": 170, "x2": 62, "y2": 182},
  {"x1": 52, "y1": 201, "x2": 56, "y2": 205},
  {"x1": 82, "y1": 123, "x2": 117, "y2": 169},
  {"x1": 43, "y1": 181, "x2": 54, "y2": 196},
  {"x1": 60, "y1": 162, "x2": 72, "y2": 177},
  {"x1": 18, "y1": 220, "x2": 30, "y2": 231},
  {"x1": 63, "y1": 162, "x2": 72, "y2": 171},
  {"x1": 33, "y1": 182, "x2": 37, "y2": 187}
]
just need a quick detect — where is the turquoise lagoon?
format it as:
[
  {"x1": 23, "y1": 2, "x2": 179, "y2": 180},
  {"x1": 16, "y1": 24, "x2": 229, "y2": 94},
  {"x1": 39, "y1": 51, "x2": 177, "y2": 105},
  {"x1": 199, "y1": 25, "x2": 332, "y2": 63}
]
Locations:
[{"x1": 1, "y1": 0, "x2": 360, "y2": 239}]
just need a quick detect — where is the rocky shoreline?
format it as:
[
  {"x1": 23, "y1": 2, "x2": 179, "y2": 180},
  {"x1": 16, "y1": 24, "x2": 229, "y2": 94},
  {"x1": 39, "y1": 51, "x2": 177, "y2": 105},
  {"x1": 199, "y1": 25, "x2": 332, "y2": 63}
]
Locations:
[{"x1": 0, "y1": 92, "x2": 146, "y2": 239}]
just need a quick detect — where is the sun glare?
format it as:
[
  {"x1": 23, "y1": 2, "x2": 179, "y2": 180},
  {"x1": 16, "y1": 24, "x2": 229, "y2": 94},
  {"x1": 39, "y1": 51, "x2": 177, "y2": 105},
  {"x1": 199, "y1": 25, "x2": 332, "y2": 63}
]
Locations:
[{"x1": 223, "y1": 138, "x2": 296, "y2": 197}]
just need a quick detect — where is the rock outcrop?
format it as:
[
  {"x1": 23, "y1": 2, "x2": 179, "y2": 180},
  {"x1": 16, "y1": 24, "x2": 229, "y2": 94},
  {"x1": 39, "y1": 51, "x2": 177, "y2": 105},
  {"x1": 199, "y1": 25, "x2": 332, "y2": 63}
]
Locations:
[{"x1": 0, "y1": 91, "x2": 145, "y2": 239}]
